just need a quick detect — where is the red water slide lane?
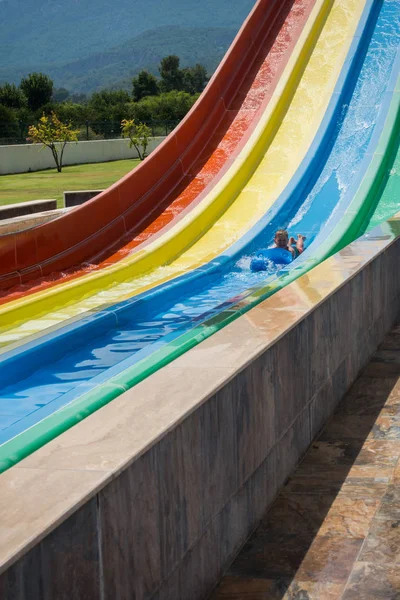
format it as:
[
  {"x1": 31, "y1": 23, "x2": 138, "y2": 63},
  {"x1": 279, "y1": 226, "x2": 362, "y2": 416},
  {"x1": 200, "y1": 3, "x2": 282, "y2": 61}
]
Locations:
[{"x1": 0, "y1": 0, "x2": 314, "y2": 299}]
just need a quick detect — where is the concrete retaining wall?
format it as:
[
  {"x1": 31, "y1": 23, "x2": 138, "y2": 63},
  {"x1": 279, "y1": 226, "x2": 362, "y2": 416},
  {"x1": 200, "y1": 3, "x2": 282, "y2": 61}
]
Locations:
[
  {"x1": 0, "y1": 208, "x2": 69, "y2": 235},
  {"x1": 63, "y1": 190, "x2": 103, "y2": 207},
  {"x1": 0, "y1": 199, "x2": 57, "y2": 220},
  {"x1": 1, "y1": 219, "x2": 399, "y2": 600},
  {"x1": 0, "y1": 137, "x2": 165, "y2": 175}
]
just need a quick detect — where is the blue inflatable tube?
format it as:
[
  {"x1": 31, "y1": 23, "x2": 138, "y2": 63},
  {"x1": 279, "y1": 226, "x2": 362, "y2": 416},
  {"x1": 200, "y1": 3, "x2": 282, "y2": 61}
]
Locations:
[{"x1": 250, "y1": 248, "x2": 293, "y2": 271}]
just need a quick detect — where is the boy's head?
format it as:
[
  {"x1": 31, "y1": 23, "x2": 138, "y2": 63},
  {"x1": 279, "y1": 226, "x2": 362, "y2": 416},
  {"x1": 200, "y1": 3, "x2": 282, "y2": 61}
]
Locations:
[{"x1": 274, "y1": 229, "x2": 289, "y2": 248}]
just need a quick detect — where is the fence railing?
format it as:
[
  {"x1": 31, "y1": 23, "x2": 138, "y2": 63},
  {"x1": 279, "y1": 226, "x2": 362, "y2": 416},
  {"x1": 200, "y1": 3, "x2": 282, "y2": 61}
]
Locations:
[{"x1": 0, "y1": 120, "x2": 180, "y2": 146}]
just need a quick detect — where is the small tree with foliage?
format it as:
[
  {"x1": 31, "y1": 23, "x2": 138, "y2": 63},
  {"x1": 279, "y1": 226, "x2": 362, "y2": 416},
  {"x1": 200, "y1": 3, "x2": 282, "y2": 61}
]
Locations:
[
  {"x1": 27, "y1": 112, "x2": 79, "y2": 172},
  {"x1": 121, "y1": 118, "x2": 152, "y2": 161}
]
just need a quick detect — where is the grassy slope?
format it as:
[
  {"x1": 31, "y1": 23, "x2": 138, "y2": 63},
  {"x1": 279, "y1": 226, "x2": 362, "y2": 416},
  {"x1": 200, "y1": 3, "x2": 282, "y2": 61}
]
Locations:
[{"x1": 0, "y1": 160, "x2": 139, "y2": 208}]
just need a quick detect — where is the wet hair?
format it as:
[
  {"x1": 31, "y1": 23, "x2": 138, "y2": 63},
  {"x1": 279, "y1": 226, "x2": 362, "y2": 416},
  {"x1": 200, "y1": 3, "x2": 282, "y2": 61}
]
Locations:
[{"x1": 275, "y1": 229, "x2": 289, "y2": 242}]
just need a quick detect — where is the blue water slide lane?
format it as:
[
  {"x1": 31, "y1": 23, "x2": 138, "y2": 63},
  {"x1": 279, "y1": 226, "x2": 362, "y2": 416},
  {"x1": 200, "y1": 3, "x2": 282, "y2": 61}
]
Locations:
[{"x1": 1, "y1": 0, "x2": 399, "y2": 445}]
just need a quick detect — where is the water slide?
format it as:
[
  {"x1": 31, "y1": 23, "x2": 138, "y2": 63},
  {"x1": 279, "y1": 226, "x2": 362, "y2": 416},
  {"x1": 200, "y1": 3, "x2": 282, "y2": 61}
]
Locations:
[
  {"x1": 0, "y1": 0, "x2": 363, "y2": 347},
  {"x1": 1, "y1": 0, "x2": 399, "y2": 472},
  {"x1": 0, "y1": 0, "x2": 315, "y2": 294}
]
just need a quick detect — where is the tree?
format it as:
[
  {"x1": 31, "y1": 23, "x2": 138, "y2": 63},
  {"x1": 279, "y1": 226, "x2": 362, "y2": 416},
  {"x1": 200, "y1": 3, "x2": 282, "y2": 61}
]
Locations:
[
  {"x1": 0, "y1": 105, "x2": 20, "y2": 140},
  {"x1": 52, "y1": 87, "x2": 70, "y2": 103},
  {"x1": 132, "y1": 70, "x2": 159, "y2": 101},
  {"x1": 55, "y1": 102, "x2": 89, "y2": 126},
  {"x1": 159, "y1": 55, "x2": 183, "y2": 93},
  {"x1": 20, "y1": 72, "x2": 53, "y2": 111},
  {"x1": 0, "y1": 83, "x2": 26, "y2": 109},
  {"x1": 182, "y1": 64, "x2": 208, "y2": 94},
  {"x1": 88, "y1": 89, "x2": 130, "y2": 135},
  {"x1": 121, "y1": 118, "x2": 152, "y2": 161},
  {"x1": 27, "y1": 112, "x2": 79, "y2": 172},
  {"x1": 132, "y1": 90, "x2": 198, "y2": 124},
  {"x1": 69, "y1": 92, "x2": 87, "y2": 104}
]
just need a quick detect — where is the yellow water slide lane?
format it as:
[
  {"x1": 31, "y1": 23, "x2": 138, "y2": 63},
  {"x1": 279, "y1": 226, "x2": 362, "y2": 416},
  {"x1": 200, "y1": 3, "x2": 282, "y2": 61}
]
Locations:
[{"x1": 0, "y1": 0, "x2": 366, "y2": 347}]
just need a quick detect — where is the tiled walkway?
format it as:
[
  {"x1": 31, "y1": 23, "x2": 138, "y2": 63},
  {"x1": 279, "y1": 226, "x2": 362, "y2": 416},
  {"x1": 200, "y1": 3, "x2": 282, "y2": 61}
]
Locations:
[{"x1": 211, "y1": 322, "x2": 400, "y2": 599}]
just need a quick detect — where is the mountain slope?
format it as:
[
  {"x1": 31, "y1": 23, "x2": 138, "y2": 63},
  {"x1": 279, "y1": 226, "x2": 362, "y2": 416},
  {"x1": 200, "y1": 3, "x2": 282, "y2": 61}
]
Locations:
[
  {"x1": 0, "y1": 0, "x2": 255, "y2": 68},
  {"x1": 0, "y1": 25, "x2": 238, "y2": 92},
  {"x1": 60, "y1": 26, "x2": 237, "y2": 92}
]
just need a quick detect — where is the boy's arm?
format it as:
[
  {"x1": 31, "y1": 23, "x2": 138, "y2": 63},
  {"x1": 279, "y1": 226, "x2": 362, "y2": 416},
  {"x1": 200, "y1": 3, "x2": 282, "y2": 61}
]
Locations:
[{"x1": 296, "y1": 234, "x2": 306, "y2": 254}]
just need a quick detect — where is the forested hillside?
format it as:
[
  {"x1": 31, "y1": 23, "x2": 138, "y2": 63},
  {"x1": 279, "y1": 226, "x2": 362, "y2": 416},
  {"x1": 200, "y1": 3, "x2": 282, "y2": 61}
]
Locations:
[
  {"x1": 39, "y1": 26, "x2": 237, "y2": 93},
  {"x1": 0, "y1": 0, "x2": 254, "y2": 91}
]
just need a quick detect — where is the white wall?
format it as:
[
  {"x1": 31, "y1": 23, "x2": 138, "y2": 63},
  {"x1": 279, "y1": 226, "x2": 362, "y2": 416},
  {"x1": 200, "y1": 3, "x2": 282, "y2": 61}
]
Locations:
[{"x1": 0, "y1": 137, "x2": 165, "y2": 175}]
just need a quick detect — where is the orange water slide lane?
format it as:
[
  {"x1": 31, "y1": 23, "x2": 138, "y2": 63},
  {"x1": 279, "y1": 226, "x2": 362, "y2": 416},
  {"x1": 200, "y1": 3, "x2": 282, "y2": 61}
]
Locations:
[{"x1": 0, "y1": 0, "x2": 315, "y2": 302}]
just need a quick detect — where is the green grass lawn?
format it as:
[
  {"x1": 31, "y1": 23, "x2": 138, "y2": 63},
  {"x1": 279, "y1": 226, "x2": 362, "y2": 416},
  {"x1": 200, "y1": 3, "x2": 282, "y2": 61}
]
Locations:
[{"x1": 0, "y1": 159, "x2": 140, "y2": 208}]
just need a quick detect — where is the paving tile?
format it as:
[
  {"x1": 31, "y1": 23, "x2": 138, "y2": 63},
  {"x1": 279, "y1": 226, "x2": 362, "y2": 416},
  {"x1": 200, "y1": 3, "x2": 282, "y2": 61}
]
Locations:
[
  {"x1": 374, "y1": 349, "x2": 400, "y2": 365},
  {"x1": 284, "y1": 460, "x2": 393, "y2": 496},
  {"x1": 294, "y1": 537, "x2": 362, "y2": 584},
  {"x1": 361, "y1": 357, "x2": 400, "y2": 378},
  {"x1": 210, "y1": 575, "x2": 292, "y2": 599},
  {"x1": 335, "y1": 377, "x2": 400, "y2": 416},
  {"x1": 342, "y1": 562, "x2": 400, "y2": 600},
  {"x1": 335, "y1": 481, "x2": 389, "y2": 500},
  {"x1": 373, "y1": 485, "x2": 400, "y2": 520},
  {"x1": 355, "y1": 440, "x2": 400, "y2": 468},
  {"x1": 359, "y1": 518, "x2": 400, "y2": 563},
  {"x1": 224, "y1": 526, "x2": 315, "y2": 579},
  {"x1": 392, "y1": 458, "x2": 400, "y2": 484},
  {"x1": 260, "y1": 493, "x2": 379, "y2": 540},
  {"x1": 316, "y1": 496, "x2": 379, "y2": 539},
  {"x1": 370, "y1": 414, "x2": 400, "y2": 439},
  {"x1": 319, "y1": 415, "x2": 378, "y2": 440},
  {"x1": 298, "y1": 439, "x2": 362, "y2": 469},
  {"x1": 299, "y1": 438, "x2": 400, "y2": 468},
  {"x1": 284, "y1": 579, "x2": 347, "y2": 600},
  {"x1": 379, "y1": 328, "x2": 400, "y2": 351},
  {"x1": 210, "y1": 577, "x2": 345, "y2": 599}
]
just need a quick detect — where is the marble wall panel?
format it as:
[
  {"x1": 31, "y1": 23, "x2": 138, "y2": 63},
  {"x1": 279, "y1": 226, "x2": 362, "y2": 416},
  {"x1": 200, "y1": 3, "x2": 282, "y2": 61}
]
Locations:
[
  {"x1": 384, "y1": 245, "x2": 400, "y2": 303},
  {"x1": 331, "y1": 354, "x2": 354, "y2": 407},
  {"x1": 158, "y1": 519, "x2": 222, "y2": 600},
  {"x1": 232, "y1": 352, "x2": 277, "y2": 483},
  {"x1": 159, "y1": 445, "x2": 280, "y2": 600},
  {"x1": 155, "y1": 380, "x2": 240, "y2": 580},
  {"x1": 99, "y1": 447, "x2": 161, "y2": 600},
  {"x1": 274, "y1": 407, "x2": 311, "y2": 491},
  {"x1": 270, "y1": 318, "x2": 311, "y2": 437},
  {"x1": 307, "y1": 304, "x2": 332, "y2": 394},
  {"x1": 309, "y1": 377, "x2": 335, "y2": 440},
  {"x1": 0, "y1": 499, "x2": 100, "y2": 600}
]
